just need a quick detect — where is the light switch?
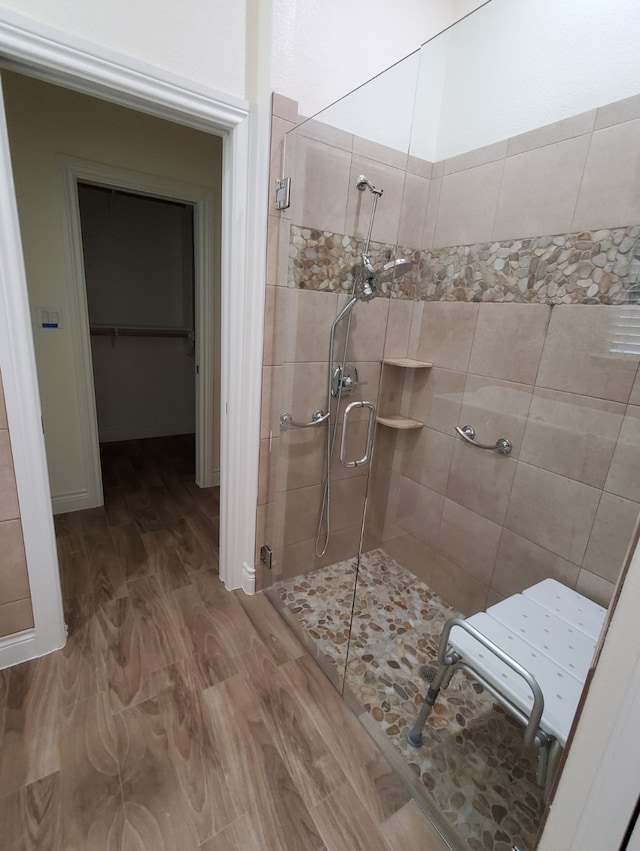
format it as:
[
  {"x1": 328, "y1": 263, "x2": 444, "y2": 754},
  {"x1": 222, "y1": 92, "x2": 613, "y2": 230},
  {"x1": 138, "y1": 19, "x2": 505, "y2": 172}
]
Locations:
[{"x1": 37, "y1": 307, "x2": 64, "y2": 329}]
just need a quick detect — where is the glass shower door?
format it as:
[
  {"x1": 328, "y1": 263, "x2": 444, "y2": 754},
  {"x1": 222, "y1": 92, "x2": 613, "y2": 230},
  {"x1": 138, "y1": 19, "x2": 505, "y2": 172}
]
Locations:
[{"x1": 263, "y1": 56, "x2": 419, "y2": 692}]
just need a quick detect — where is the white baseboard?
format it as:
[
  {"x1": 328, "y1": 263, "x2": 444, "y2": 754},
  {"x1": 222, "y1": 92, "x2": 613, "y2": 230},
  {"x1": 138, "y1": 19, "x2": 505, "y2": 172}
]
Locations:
[
  {"x1": 242, "y1": 560, "x2": 256, "y2": 595},
  {"x1": 52, "y1": 488, "x2": 96, "y2": 515},
  {"x1": 0, "y1": 628, "x2": 37, "y2": 670}
]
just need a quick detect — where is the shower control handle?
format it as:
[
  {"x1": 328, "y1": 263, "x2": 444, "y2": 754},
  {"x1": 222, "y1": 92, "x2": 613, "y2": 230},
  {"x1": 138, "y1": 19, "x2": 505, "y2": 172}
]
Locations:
[{"x1": 340, "y1": 401, "x2": 376, "y2": 468}]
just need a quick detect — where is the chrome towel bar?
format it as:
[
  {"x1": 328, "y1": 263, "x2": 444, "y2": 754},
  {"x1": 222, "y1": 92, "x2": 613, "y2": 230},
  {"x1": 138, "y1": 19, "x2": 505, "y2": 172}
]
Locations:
[{"x1": 455, "y1": 424, "x2": 512, "y2": 455}]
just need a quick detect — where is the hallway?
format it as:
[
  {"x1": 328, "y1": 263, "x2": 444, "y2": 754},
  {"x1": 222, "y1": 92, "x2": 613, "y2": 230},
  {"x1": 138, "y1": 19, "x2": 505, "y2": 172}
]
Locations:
[{"x1": 0, "y1": 437, "x2": 443, "y2": 850}]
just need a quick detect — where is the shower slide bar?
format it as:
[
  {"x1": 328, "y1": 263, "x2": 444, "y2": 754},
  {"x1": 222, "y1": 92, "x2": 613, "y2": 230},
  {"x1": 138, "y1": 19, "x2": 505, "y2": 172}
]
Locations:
[
  {"x1": 455, "y1": 424, "x2": 512, "y2": 455},
  {"x1": 280, "y1": 409, "x2": 330, "y2": 429}
]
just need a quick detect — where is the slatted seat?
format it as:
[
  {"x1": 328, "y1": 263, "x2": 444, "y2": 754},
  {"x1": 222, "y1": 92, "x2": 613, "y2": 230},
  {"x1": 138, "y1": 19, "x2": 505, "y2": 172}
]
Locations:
[{"x1": 407, "y1": 579, "x2": 607, "y2": 797}]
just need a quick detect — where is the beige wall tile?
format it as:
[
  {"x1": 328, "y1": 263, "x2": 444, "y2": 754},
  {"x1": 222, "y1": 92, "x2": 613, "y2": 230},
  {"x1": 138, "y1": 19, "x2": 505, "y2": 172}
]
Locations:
[
  {"x1": 272, "y1": 93, "x2": 299, "y2": 123},
  {"x1": 345, "y1": 157, "x2": 406, "y2": 245},
  {"x1": 278, "y1": 288, "x2": 339, "y2": 364},
  {"x1": 0, "y1": 431, "x2": 19, "y2": 521},
  {"x1": 604, "y1": 405, "x2": 640, "y2": 502},
  {"x1": 257, "y1": 437, "x2": 276, "y2": 507},
  {"x1": 468, "y1": 303, "x2": 550, "y2": 385},
  {"x1": 398, "y1": 172, "x2": 430, "y2": 249},
  {"x1": 382, "y1": 534, "x2": 434, "y2": 587},
  {"x1": 279, "y1": 526, "x2": 361, "y2": 580},
  {"x1": 399, "y1": 427, "x2": 455, "y2": 496},
  {"x1": 383, "y1": 300, "x2": 413, "y2": 360},
  {"x1": 520, "y1": 389, "x2": 624, "y2": 488},
  {"x1": 443, "y1": 140, "x2": 507, "y2": 176},
  {"x1": 459, "y1": 374, "x2": 533, "y2": 460},
  {"x1": 0, "y1": 375, "x2": 7, "y2": 430},
  {"x1": 504, "y1": 463, "x2": 600, "y2": 564},
  {"x1": 629, "y1": 369, "x2": 640, "y2": 406},
  {"x1": 409, "y1": 367, "x2": 466, "y2": 435},
  {"x1": 446, "y1": 440, "x2": 517, "y2": 525},
  {"x1": 491, "y1": 529, "x2": 580, "y2": 599},
  {"x1": 437, "y1": 499, "x2": 501, "y2": 585},
  {"x1": 582, "y1": 492, "x2": 639, "y2": 583},
  {"x1": 407, "y1": 302, "x2": 424, "y2": 360},
  {"x1": 0, "y1": 598, "x2": 34, "y2": 637},
  {"x1": 269, "y1": 116, "x2": 296, "y2": 212},
  {"x1": 595, "y1": 93, "x2": 640, "y2": 130},
  {"x1": 299, "y1": 118, "x2": 354, "y2": 150},
  {"x1": 280, "y1": 483, "x2": 322, "y2": 548},
  {"x1": 422, "y1": 176, "x2": 441, "y2": 250},
  {"x1": 260, "y1": 366, "x2": 282, "y2": 440},
  {"x1": 415, "y1": 303, "x2": 479, "y2": 371},
  {"x1": 395, "y1": 476, "x2": 444, "y2": 549},
  {"x1": 536, "y1": 306, "x2": 639, "y2": 403},
  {"x1": 347, "y1": 297, "x2": 389, "y2": 362},
  {"x1": 266, "y1": 214, "x2": 290, "y2": 289},
  {"x1": 572, "y1": 118, "x2": 640, "y2": 231},
  {"x1": 433, "y1": 159, "x2": 504, "y2": 249},
  {"x1": 429, "y1": 553, "x2": 489, "y2": 616},
  {"x1": 279, "y1": 362, "x2": 326, "y2": 433},
  {"x1": 290, "y1": 136, "x2": 351, "y2": 233},
  {"x1": 407, "y1": 155, "x2": 432, "y2": 180},
  {"x1": 278, "y1": 428, "x2": 325, "y2": 493},
  {"x1": 0, "y1": 519, "x2": 29, "y2": 605},
  {"x1": 352, "y1": 135, "x2": 407, "y2": 169},
  {"x1": 493, "y1": 135, "x2": 590, "y2": 241},
  {"x1": 575, "y1": 569, "x2": 615, "y2": 608},
  {"x1": 506, "y1": 109, "x2": 596, "y2": 157},
  {"x1": 262, "y1": 285, "x2": 277, "y2": 365}
]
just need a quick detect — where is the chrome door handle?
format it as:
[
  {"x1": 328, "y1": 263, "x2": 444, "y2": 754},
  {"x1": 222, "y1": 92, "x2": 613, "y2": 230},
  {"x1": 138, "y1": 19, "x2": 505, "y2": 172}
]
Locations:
[
  {"x1": 340, "y1": 401, "x2": 376, "y2": 467},
  {"x1": 280, "y1": 409, "x2": 330, "y2": 430}
]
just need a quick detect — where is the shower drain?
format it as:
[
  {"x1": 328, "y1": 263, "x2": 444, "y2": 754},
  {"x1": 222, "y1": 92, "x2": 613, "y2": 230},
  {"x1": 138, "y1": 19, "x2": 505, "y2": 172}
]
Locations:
[{"x1": 419, "y1": 664, "x2": 438, "y2": 683}]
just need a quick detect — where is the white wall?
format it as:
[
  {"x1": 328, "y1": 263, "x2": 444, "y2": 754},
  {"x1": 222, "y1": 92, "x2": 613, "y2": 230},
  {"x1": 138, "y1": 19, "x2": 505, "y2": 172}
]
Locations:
[
  {"x1": 0, "y1": 0, "x2": 248, "y2": 99},
  {"x1": 271, "y1": 0, "x2": 486, "y2": 118},
  {"x1": 2, "y1": 71, "x2": 222, "y2": 503},
  {"x1": 426, "y1": 0, "x2": 640, "y2": 160}
]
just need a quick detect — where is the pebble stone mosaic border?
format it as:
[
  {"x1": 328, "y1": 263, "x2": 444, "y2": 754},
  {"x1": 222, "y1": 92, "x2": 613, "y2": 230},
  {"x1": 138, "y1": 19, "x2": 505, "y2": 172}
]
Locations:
[
  {"x1": 273, "y1": 549, "x2": 544, "y2": 851},
  {"x1": 288, "y1": 223, "x2": 640, "y2": 305}
]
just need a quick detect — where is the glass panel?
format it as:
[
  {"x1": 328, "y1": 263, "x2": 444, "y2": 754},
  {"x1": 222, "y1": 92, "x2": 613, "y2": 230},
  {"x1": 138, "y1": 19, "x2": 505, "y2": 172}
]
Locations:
[
  {"x1": 265, "y1": 53, "x2": 421, "y2": 692},
  {"x1": 265, "y1": 0, "x2": 640, "y2": 848}
]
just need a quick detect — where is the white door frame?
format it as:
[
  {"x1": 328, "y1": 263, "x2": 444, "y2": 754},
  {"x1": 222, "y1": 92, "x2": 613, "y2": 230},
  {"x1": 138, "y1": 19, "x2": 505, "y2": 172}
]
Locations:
[
  {"x1": 0, "y1": 8, "x2": 265, "y2": 667},
  {"x1": 58, "y1": 158, "x2": 219, "y2": 513}
]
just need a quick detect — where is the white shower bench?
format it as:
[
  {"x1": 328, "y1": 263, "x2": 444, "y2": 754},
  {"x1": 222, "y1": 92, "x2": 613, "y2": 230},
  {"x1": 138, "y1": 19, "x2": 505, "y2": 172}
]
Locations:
[{"x1": 407, "y1": 579, "x2": 607, "y2": 798}]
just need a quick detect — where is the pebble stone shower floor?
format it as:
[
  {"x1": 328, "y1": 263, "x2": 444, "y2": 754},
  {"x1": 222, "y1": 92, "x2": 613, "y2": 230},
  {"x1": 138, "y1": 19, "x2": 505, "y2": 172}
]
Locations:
[{"x1": 271, "y1": 549, "x2": 544, "y2": 851}]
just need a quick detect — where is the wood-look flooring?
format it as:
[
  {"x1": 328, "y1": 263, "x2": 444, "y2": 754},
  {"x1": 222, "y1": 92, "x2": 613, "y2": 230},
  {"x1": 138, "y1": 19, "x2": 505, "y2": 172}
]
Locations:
[{"x1": 0, "y1": 436, "x2": 448, "y2": 851}]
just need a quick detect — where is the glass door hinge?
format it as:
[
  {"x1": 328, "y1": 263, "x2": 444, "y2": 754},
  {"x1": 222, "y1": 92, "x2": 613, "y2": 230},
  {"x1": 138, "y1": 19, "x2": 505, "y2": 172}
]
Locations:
[
  {"x1": 275, "y1": 177, "x2": 291, "y2": 211},
  {"x1": 260, "y1": 545, "x2": 273, "y2": 570}
]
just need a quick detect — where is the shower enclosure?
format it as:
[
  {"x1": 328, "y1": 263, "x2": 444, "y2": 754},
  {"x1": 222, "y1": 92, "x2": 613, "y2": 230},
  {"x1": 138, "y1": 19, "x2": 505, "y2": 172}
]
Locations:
[{"x1": 261, "y1": 2, "x2": 640, "y2": 848}]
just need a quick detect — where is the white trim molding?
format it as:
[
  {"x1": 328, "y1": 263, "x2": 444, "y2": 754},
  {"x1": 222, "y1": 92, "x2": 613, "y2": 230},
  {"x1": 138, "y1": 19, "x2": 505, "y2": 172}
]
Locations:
[
  {"x1": 58, "y1": 156, "x2": 219, "y2": 506},
  {"x1": 0, "y1": 7, "x2": 263, "y2": 665}
]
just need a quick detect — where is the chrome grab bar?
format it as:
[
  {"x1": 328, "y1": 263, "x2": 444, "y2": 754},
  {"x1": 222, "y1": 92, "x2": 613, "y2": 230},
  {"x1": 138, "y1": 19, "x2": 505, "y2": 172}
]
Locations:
[
  {"x1": 280, "y1": 409, "x2": 330, "y2": 430},
  {"x1": 455, "y1": 424, "x2": 512, "y2": 455},
  {"x1": 340, "y1": 401, "x2": 376, "y2": 468}
]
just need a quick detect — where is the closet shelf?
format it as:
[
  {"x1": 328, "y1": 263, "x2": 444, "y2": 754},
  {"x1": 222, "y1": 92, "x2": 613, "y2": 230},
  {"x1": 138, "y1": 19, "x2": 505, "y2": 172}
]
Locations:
[
  {"x1": 90, "y1": 325, "x2": 193, "y2": 339},
  {"x1": 382, "y1": 358, "x2": 432, "y2": 369},
  {"x1": 376, "y1": 415, "x2": 423, "y2": 430}
]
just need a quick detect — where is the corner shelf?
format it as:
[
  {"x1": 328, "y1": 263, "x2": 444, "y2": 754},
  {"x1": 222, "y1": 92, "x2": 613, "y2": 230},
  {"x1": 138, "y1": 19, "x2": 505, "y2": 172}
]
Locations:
[
  {"x1": 382, "y1": 358, "x2": 433, "y2": 369},
  {"x1": 377, "y1": 415, "x2": 423, "y2": 430},
  {"x1": 377, "y1": 358, "x2": 431, "y2": 430}
]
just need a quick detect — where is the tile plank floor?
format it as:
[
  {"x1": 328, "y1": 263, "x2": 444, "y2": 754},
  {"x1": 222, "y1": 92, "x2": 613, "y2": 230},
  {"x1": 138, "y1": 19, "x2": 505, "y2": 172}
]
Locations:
[{"x1": 0, "y1": 436, "x2": 447, "y2": 850}]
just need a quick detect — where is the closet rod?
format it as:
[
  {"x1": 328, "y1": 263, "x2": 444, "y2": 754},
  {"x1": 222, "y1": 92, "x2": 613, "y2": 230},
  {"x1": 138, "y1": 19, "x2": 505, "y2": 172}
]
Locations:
[{"x1": 90, "y1": 325, "x2": 192, "y2": 339}]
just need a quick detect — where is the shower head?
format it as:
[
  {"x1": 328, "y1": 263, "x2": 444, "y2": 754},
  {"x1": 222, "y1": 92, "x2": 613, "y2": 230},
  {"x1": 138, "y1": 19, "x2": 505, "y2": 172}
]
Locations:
[
  {"x1": 356, "y1": 174, "x2": 383, "y2": 197},
  {"x1": 377, "y1": 258, "x2": 414, "y2": 283}
]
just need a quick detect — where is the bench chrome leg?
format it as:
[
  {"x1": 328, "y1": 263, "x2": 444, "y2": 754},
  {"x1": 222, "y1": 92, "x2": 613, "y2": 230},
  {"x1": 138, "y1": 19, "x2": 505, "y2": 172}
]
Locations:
[{"x1": 406, "y1": 660, "x2": 455, "y2": 748}]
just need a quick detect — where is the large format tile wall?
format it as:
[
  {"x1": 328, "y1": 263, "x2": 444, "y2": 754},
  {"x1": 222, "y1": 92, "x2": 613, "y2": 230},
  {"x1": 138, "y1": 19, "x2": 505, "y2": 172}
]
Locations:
[
  {"x1": 0, "y1": 372, "x2": 34, "y2": 636},
  {"x1": 259, "y1": 91, "x2": 640, "y2": 612}
]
